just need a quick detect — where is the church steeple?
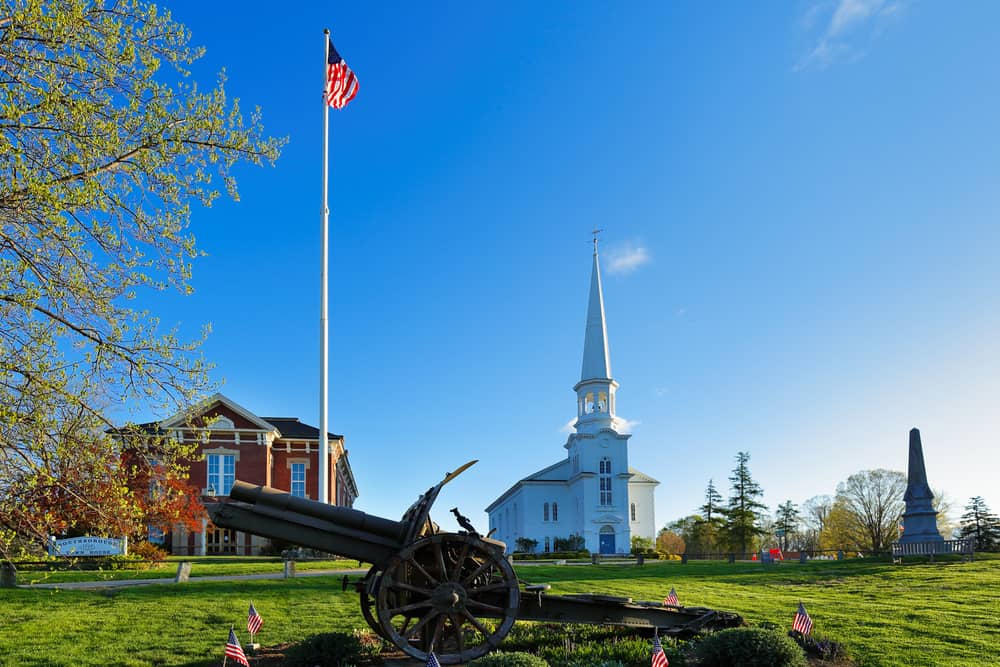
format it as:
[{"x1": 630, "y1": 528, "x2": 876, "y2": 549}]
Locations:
[
  {"x1": 580, "y1": 244, "x2": 612, "y2": 383},
  {"x1": 574, "y1": 238, "x2": 620, "y2": 433}
]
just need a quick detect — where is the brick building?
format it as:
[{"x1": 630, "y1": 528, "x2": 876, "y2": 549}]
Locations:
[{"x1": 127, "y1": 393, "x2": 358, "y2": 555}]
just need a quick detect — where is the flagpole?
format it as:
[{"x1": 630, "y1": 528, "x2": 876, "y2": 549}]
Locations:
[{"x1": 319, "y1": 28, "x2": 331, "y2": 506}]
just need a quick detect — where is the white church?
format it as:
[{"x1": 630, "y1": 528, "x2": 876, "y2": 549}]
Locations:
[{"x1": 485, "y1": 245, "x2": 658, "y2": 555}]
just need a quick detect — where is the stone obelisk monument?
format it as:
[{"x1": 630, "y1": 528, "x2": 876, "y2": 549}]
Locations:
[{"x1": 898, "y1": 427, "x2": 944, "y2": 544}]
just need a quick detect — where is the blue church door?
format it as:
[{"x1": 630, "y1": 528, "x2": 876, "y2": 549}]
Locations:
[{"x1": 599, "y1": 528, "x2": 616, "y2": 554}]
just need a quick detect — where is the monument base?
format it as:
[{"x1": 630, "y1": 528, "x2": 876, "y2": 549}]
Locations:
[{"x1": 899, "y1": 509, "x2": 943, "y2": 544}]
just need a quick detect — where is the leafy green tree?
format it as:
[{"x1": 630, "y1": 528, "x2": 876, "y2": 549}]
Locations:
[
  {"x1": 630, "y1": 535, "x2": 653, "y2": 553},
  {"x1": 959, "y1": 496, "x2": 1000, "y2": 551},
  {"x1": 0, "y1": 0, "x2": 283, "y2": 555},
  {"x1": 655, "y1": 528, "x2": 685, "y2": 555},
  {"x1": 553, "y1": 534, "x2": 585, "y2": 552},
  {"x1": 723, "y1": 451, "x2": 767, "y2": 555},
  {"x1": 835, "y1": 469, "x2": 906, "y2": 552},
  {"x1": 775, "y1": 500, "x2": 800, "y2": 551},
  {"x1": 800, "y1": 495, "x2": 832, "y2": 550},
  {"x1": 514, "y1": 537, "x2": 538, "y2": 553}
]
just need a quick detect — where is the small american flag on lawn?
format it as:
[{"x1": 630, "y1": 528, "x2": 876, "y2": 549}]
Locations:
[
  {"x1": 247, "y1": 601, "x2": 263, "y2": 635},
  {"x1": 426, "y1": 651, "x2": 441, "y2": 667},
  {"x1": 326, "y1": 38, "x2": 359, "y2": 109},
  {"x1": 792, "y1": 601, "x2": 814, "y2": 635},
  {"x1": 663, "y1": 587, "x2": 679, "y2": 606},
  {"x1": 225, "y1": 627, "x2": 250, "y2": 667},
  {"x1": 651, "y1": 632, "x2": 670, "y2": 667}
]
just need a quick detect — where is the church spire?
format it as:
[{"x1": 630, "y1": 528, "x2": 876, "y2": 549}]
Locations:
[
  {"x1": 581, "y1": 235, "x2": 612, "y2": 383},
  {"x1": 574, "y1": 236, "x2": 620, "y2": 433}
]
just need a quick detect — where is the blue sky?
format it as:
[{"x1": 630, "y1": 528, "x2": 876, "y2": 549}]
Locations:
[{"x1": 141, "y1": 1, "x2": 1000, "y2": 532}]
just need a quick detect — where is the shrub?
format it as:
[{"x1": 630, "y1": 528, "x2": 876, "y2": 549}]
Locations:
[
  {"x1": 284, "y1": 631, "x2": 371, "y2": 667},
  {"x1": 468, "y1": 651, "x2": 549, "y2": 667},
  {"x1": 693, "y1": 627, "x2": 806, "y2": 667},
  {"x1": 100, "y1": 553, "x2": 146, "y2": 570},
  {"x1": 129, "y1": 541, "x2": 168, "y2": 565},
  {"x1": 542, "y1": 637, "x2": 667, "y2": 667},
  {"x1": 789, "y1": 631, "x2": 847, "y2": 661}
]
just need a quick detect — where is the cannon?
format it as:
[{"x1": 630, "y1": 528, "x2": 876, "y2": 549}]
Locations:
[{"x1": 210, "y1": 461, "x2": 742, "y2": 664}]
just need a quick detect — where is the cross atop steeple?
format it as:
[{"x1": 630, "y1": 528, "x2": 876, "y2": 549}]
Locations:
[{"x1": 591, "y1": 227, "x2": 604, "y2": 255}]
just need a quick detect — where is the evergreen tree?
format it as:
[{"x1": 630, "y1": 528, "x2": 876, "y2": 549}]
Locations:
[
  {"x1": 700, "y1": 479, "x2": 725, "y2": 522},
  {"x1": 695, "y1": 478, "x2": 726, "y2": 552},
  {"x1": 959, "y1": 496, "x2": 1000, "y2": 551},
  {"x1": 724, "y1": 451, "x2": 768, "y2": 555},
  {"x1": 775, "y1": 500, "x2": 800, "y2": 551}
]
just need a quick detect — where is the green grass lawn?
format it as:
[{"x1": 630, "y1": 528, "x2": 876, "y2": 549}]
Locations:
[
  {"x1": 13, "y1": 556, "x2": 364, "y2": 585},
  {"x1": 1, "y1": 555, "x2": 998, "y2": 666}
]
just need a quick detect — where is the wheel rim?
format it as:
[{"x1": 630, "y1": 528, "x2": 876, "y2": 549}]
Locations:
[
  {"x1": 359, "y1": 566, "x2": 387, "y2": 639},
  {"x1": 376, "y1": 533, "x2": 519, "y2": 664}
]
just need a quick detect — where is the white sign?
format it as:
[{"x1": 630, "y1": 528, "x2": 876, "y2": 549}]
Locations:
[{"x1": 48, "y1": 536, "x2": 127, "y2": 557}]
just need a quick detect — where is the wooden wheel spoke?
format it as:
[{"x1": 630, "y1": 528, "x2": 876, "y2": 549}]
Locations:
[
  {"x1": 388, "y1": 600, "x2": 432, "y2": 616},
  {"x1": 465, "y1": 599, "x2": 504, "y2": 614},
  {"x1": 429, "y1": 615, "x2": 445, "y2": 652},
  {"x1": 408, "y1": 557, "x2": 440, "y2": 587},
  {"x1": 460, "y1": 558, "x2": 494, "y2": 586},
  {"x1": 466, "y1": 581, "x2": 511, "y2": 595},
  {"x1": 460, "y1": 608, "x2": 493, "y2": 638},
  {"x1": 403, "y1": 609, "x2": 438, "y2": 640},
  {"x1": 385, "y1": 580, "x2": 434, "y2": 597},
  {"x1": 450, "y1": 541, "x2": 471, "y2": 581},
  {"x1": 433, "y1": 541, "x2": 449, "y2": 580},
  {"x1": 449, "y1": 614, "x2": 465, "y2": 653}
]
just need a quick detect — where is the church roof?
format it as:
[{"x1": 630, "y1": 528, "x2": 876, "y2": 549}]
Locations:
[
  {"x1": 580, "y1": 248, "x2": 612, "y2": 383},
  {"x1": 484, "y1": 459, "x2": 569, "y2": 512},
  {"x1": 628, "y1": 467, "x2": 660, "y2": 484},
  {"x1": 524, "y1": 459, "x2": 571, "y2": 481}
]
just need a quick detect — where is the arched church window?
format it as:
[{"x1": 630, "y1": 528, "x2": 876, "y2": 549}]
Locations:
[
  {"x1": 585, "y1": 392, "x2": 594, "y2": 414},
  {"x1": 544, "y1": 536, "x2": 550, "y2": 553},
  {"x1": 599, "y1": 457, "x2": 612, "y2": 505},
  {"x1": 552, "y1": 502, "x2": 558, "y2": 521},
  {"x1": 630, "y1": 503, "x2": 636, "y2": 521},
  {"x1": 597, "y1": 391, "x2": 607, "y2": 412},
  {"x1": 543, "y1": 503, "x2": 549, "y2": 522}
]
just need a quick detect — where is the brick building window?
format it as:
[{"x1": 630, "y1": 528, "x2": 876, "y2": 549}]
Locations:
[
  {"x1": 207, "y1": 454, "x2": 235, "y2": 496},
  {"x1": 291, "y1": 462, "x2": 306, "y2": 498}
]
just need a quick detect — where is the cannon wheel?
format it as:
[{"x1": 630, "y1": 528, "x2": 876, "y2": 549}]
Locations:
[
  {"x1": 359, "y1": 566, "x2": 387, "y2": 639},
  {"x1": 375, "y1": 533, "x2": 519, "y2": 665}
]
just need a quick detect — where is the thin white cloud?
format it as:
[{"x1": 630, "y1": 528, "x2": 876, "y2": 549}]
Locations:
[
  {"x1": 559, "y1": 416, "x2": 640, "y2": 433},
  {"x1": 796, "y1": 0, "x2": 903, "y2": 71},
  {"x1": 604, "y1": 242, "x2": 651, "y2": 275},
  {"x1": 615, "y1": 417, "x2": 640, "y2": 433}
]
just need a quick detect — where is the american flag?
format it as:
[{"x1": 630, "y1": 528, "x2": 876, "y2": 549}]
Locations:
[
  {"x1": 663, "y1": 587, "x2": 679, "y2": 606},
  {"x1": 225, "y1": 628, "x2": 250, "y2": 667},
  {"x1": 426, "y1": 651, "x2": 441, "y2": 667},
  {"x1": 792, "y1": 601, "x2": 814, "y2": 635},
  {"x1": 326, "y1": 38, "x2": 359, "y2": 109},
  {"x1": 247, "y1": 601, "x2": 263, "y2": 635},
  {"x1": 651, "y1": 633, "x2": 670, "y2": 667}
]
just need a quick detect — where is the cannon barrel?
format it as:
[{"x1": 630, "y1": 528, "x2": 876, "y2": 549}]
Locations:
[
  {"x1": 229, "y1": 481, "x2": 405, "y2": 543},
  {"x1": 210, "y1": 481, "x2": 407, "y2": 565}
]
